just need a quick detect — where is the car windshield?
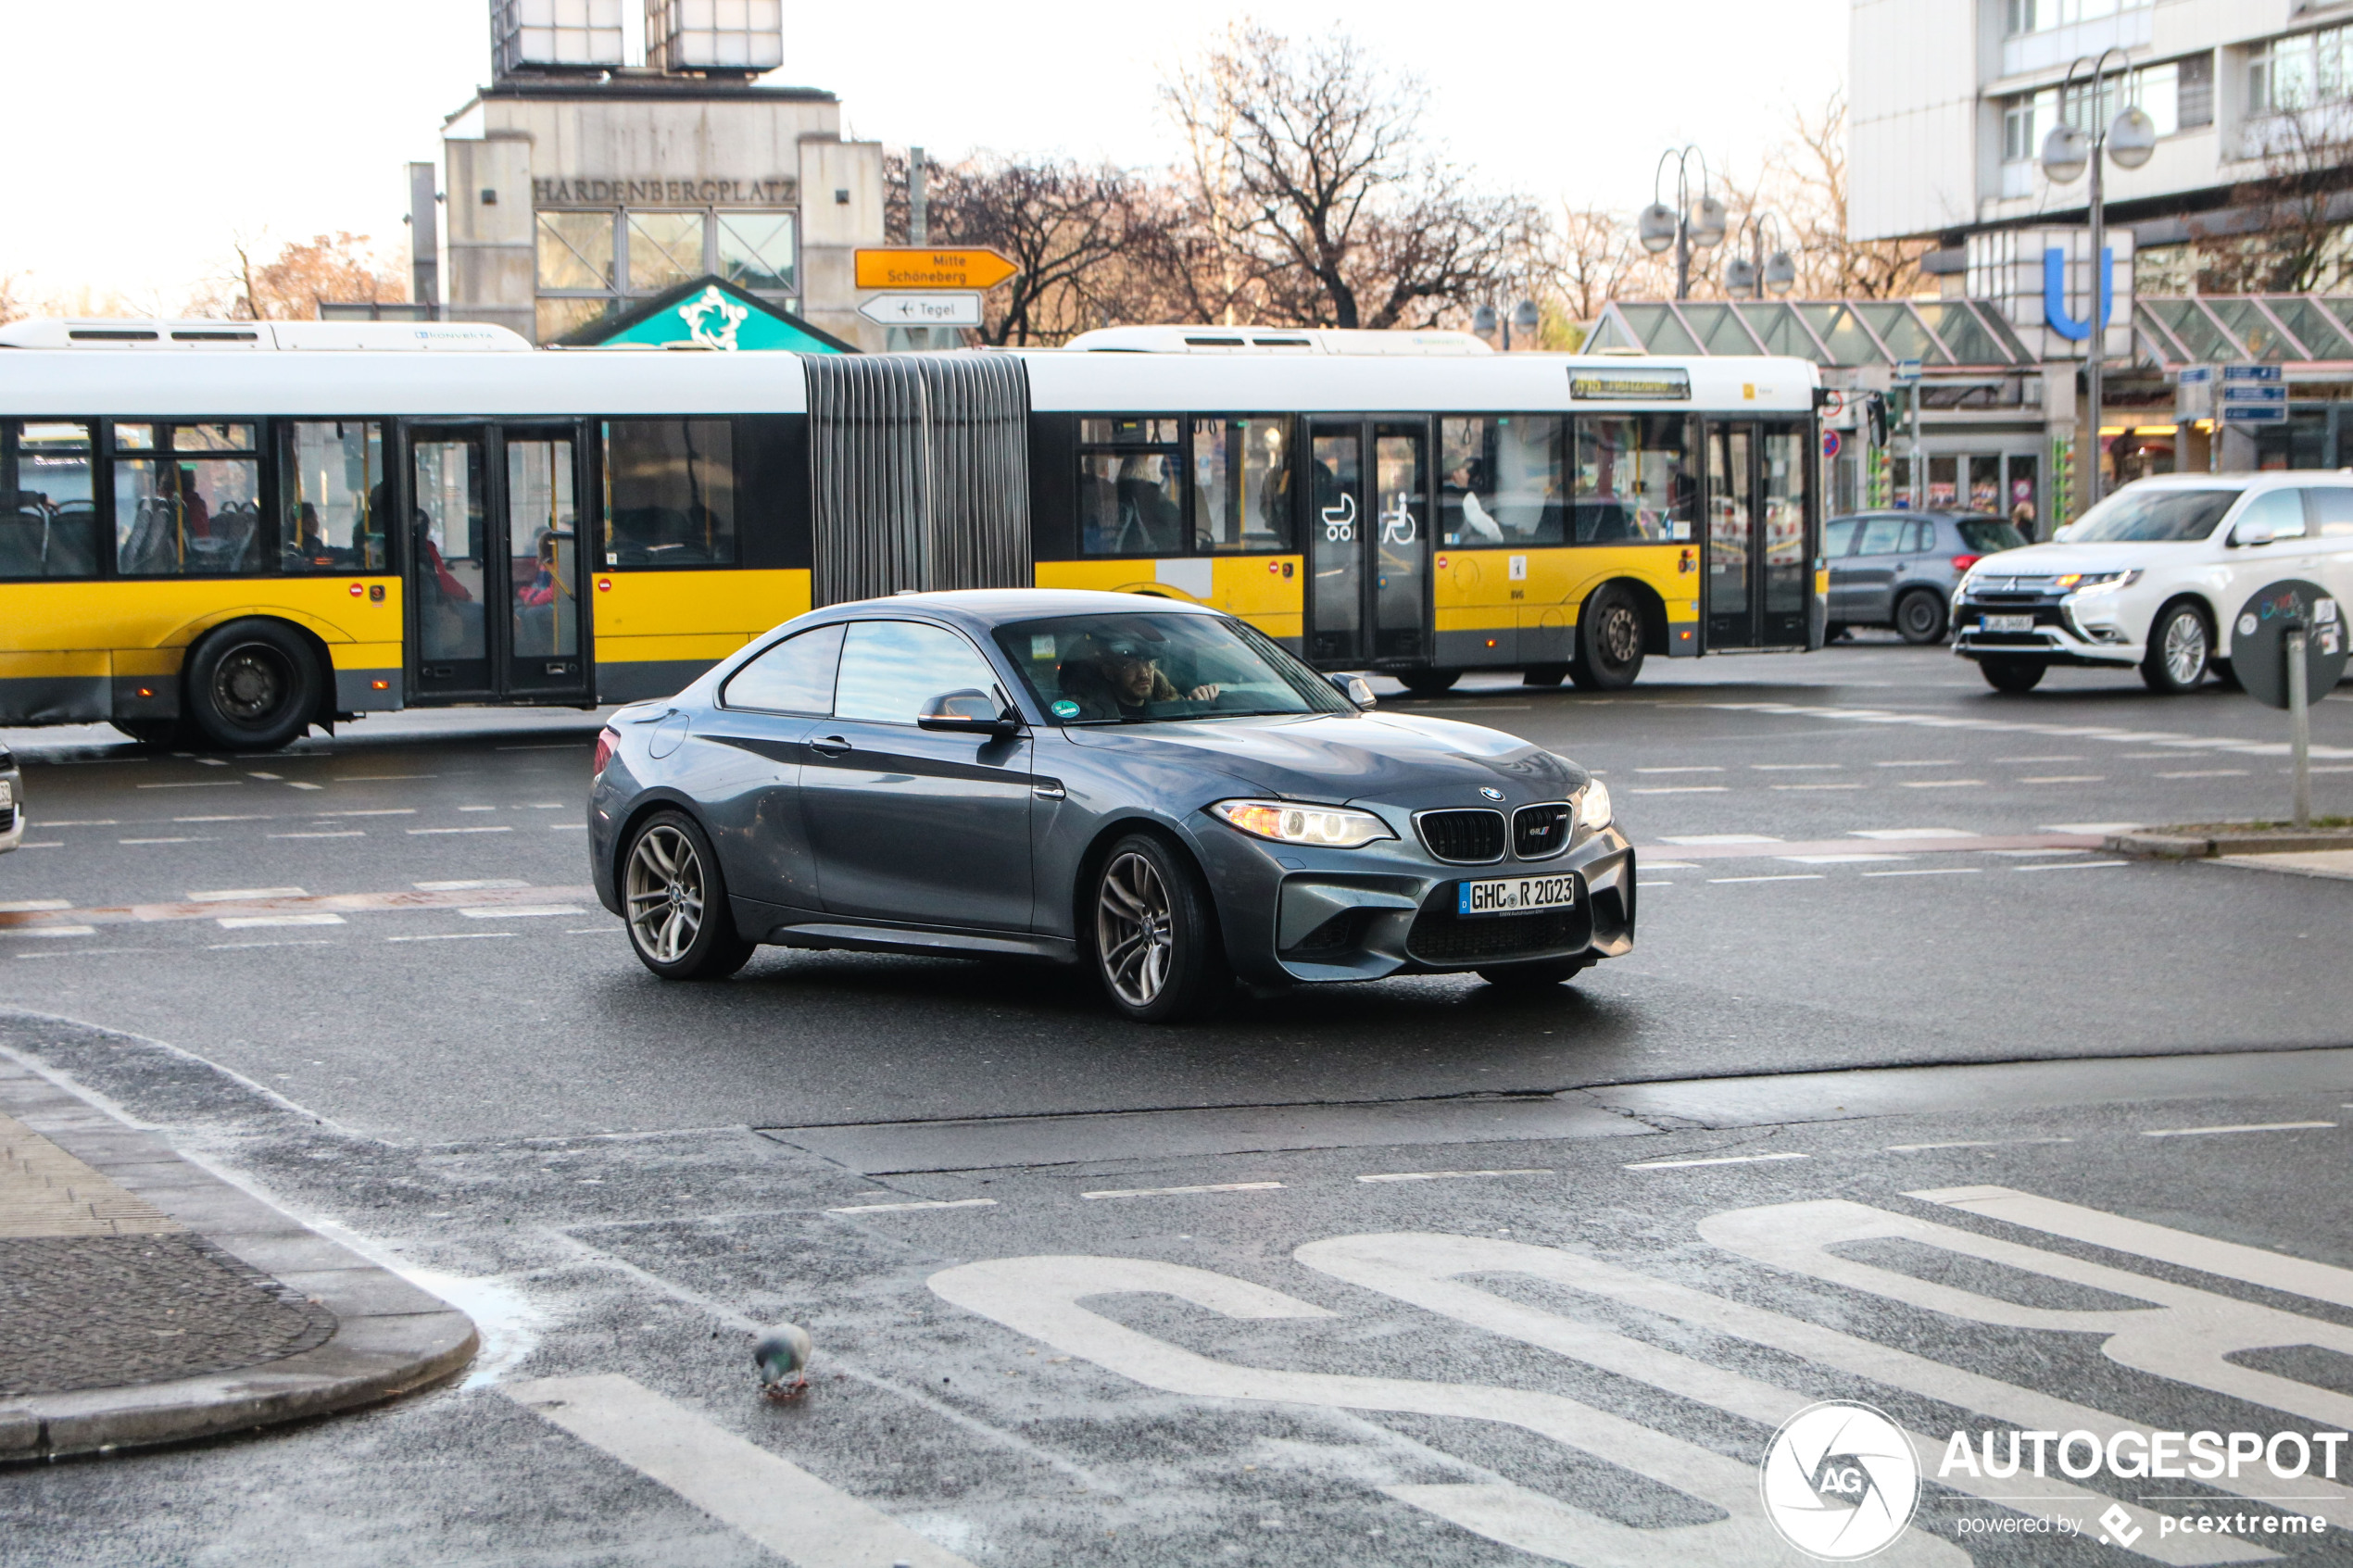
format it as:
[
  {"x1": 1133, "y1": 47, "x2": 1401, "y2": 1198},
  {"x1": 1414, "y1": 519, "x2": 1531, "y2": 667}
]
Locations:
[
  {"x1": 994, "y1": 611, "x2": 1353, "y2": 723},
  {"x1": 2067, "y1": 488, "x2": 2243, "y2": 543},
  {"x1": 1956, "y1": 518, "x2": 2027, "y2": 552}
]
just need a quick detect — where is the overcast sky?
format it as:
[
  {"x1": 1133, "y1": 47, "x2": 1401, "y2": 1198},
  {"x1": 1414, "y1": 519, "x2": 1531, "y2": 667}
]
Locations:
[{"x1": 4, "y1": 0, "x2": 1848, "y2": 309}]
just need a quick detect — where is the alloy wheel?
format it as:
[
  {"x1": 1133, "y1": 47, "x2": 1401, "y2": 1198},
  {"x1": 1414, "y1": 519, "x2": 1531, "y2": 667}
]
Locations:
[
  {"x1": 2162, "y1": 611, "x2": 2207, "y2": 686},
  {"x1": 1096, "y1": 850, "x2": 1173, "y2": 1008},
  {"x1": 626, "y1": 824, "x2": 706, "y2": 965},
  {"x1": 213, "y1": 646, "x2": 288, "y2": 723}
]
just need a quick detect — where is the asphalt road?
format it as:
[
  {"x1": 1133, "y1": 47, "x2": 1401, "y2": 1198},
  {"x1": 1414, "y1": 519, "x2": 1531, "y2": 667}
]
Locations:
[{"x1": 1, "y1": 640, "x2": 2348, "y2": 1566}]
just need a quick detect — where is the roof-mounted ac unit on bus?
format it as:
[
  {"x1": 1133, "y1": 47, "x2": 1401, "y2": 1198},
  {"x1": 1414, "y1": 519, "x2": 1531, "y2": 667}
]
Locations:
[
  {"x1": 1063, "y1": 326, "x2": 1494, "y2": 357},
  {"x1": 646, "y1": 0, "x2": 783, "y2": 73},
  {"x1": 492, "y1": 0, "x2": 626, "y2": 77},
  {"x1": 0, "y1": 320, "x2": 534, "y2": 352}
]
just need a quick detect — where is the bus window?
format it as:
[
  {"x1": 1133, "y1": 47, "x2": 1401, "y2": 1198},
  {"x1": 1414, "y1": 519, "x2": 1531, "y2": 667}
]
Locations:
[
  {"x1": 603, "y1": 419, "x2": 736, "y2": 568},
  {"x1": 279, "y1": 421, "x2": 384, "y2": 572},
  {"x1": 1439, "y1": 417, "x2": 1565, "y2": 546},
  {"x1": 1573, "y1": 415, "x2": 1692, "y2": 544},
  {"x1": 0, "y1": 421, "x2": 98, "y2": 580},
  {"x1": 1189, "y1": 416, "x2": 1291, "y2": 553},
  {"x1": 115, "y1": 423, "x2": 263, "y2": 576},
  {"x1": 1076, "y1": 418, "x2": 1181, "y2": 556}
]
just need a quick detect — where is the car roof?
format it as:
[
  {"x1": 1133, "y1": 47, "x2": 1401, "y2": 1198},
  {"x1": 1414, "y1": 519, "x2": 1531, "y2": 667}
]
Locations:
[
  {"x1": 799, "y1": 587, "x2": 1225, "y2": 631},
  {"x1": 2114, "y1": 471, "x2": 2351, "y2": 491}
]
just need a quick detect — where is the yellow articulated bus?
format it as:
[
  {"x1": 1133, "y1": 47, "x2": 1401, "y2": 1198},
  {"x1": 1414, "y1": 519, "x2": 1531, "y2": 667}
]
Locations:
[
  {"x1": 1016, "y1": 327, "x2": 1827, "y2": 694},
  {"x1": 0, "y1": 318, "x2": 1818, "y2": 748}
]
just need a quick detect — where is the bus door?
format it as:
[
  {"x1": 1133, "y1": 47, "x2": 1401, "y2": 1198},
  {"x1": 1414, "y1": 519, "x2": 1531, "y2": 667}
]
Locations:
[
  {"x1": 1305, "y1": 419, "x2": 1430, "y2": 667},
  {"x1": 1703, "y1": 419, "x2": 1812, "y2": 650},
  {"x1": 408, "y1": 422, "x2": 593, "y2": 703}
]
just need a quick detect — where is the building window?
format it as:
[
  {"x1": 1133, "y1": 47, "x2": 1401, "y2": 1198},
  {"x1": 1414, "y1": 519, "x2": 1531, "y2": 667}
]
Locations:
[
  {"x1": 535, "y1": 207, "x2": 799, "y2": 342},
  {"x1": 2178, "y1": 51, "x2": 2213, "y2": 129},
  {"x1": 2003, "y1": 0, "x2": 2152, "y2": 39},
  {"x1": 2251, "y1": 27, "x2": 2353, "y2": 116}
]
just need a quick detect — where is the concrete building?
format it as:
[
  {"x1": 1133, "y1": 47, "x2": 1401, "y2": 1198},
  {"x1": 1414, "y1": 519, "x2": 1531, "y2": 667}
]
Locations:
[{"x1": 421, "y1": 2, "x2": 885, "y2": 349}]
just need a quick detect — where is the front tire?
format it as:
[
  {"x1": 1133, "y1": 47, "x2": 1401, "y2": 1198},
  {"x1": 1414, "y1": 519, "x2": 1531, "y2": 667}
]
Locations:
[
  {"x1": 1894, "y1": 589, "x2": 1947, "y2": 645},
  {"x1": 2143, "y1": 601, "x2": 2211, "y2": 694},
  {"x1": 623, "y1": 810, "x2": 754, "y2": 980},
  {"x1": 1568, "y1": 584, "x2": 1645, "y2": 691},
  {"x1": 1980, "y1": 655, "x2": 2046, "y2": 694},
  {"x1": 1477, "y1": 958, "x2": 1589, "y2": 988},
  {"x1": 184, "y1": 619, "x2": 320, "y2": 751},
  {"x1": 1397, "y1": 668, "x2": 1459, "y2": 696},
  {"x1": 1089, "y1": 833, "x2": 1227, "y2": 1023}
]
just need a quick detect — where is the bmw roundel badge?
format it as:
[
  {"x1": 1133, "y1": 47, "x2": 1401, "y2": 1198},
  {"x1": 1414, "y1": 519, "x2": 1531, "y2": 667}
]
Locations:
[{"x1": 1478, "y1": 786, "x2": 1504, "y2": 800}]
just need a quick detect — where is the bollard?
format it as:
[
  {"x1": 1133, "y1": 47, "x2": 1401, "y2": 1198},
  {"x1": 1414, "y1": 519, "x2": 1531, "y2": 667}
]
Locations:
[{"x1": 2285, "y1": 613, "x2": 2311, "y2": 830}]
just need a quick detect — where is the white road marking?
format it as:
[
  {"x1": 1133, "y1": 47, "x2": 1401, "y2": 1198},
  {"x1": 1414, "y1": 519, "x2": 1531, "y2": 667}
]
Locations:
[
  {"x1": 271, "y1": 831, "x2": 364, "y2": 839},
  {"x1": 2020, "y1": 774, "x2": 2105, "y2": 784},
  {"x1": 1705, "y1": 699, "x2": 2353, "y2": 761},
  {"x1": 1641, "y1": 860, "x2": 1699, "y2": 869},
  {"x1": 188, "y1": 886, "x2": 309, "y2": 901},
  {"x1": 1081, "y1": 1182, "x2": 1284, "y2": 1200},
  {"x1": 1634, "y1": 766, "x2": 1724, "y2": 774},
  {"x1": 1624, "y1": 1151, "x2": 1809, "y2": 1170},
  {"x1": 1898, "y1": 780, "x2": 1984, "y2": 789},
  {"x1": 2, "y1": 925, "x2": 98, "y2": 937},
  {"x1": 826, "y1": 1198, "x2": 999, "y2": 1214},
  {"x1": 1986, "y1": 847, "x2": 2085, "y2": 857},
  {"x1": 1875, "y1": 759, "x2": 1958, "y2": 768},
  {"x1": 1357, "y1": 1169, "x2": 1554, "y2": 1184},
  {"x1": 1705, "y1": 874, "x2": 1823, "y2": 885},
  {"x1": 1885, "y1": 1138, "x2": 2074, "y2": 1151},
  {"x1": 1850, "y1": 827, "x2": 1973, "y2": 839},
  {"x1": 120, "y1": 836, "x2": 211, "y2": 846},
  {"x1": 286, "y1": 781, "x2": 324, "y2": 791},
  {"x1": 416, "y1": 879, "x2": 530, "y2": 892},
  {"x1": 507, "y1": 1374, "x2": 978, "y2": 1568},
  {"x1": 2043, "y1": 821, "x2": 2141, "y2": 834},
  {"x1": 246, "y1": 771, "x2": 281, "y2": 780},
  {"x1": 335, "y1": 773, "x2": 436, "y2": 781},
  {"x1": 408, "y1": 825, "x2": 513, "y2": 835},
  {"x1": 2013, "y1": 859, "x2": 2127, "y2": 872},
  {"x1": 0, "y1": 900, "x2": 70, "y2": 912},
  {"x1": 135, "y1": 781, "x2": 242, "y2": 789},
  {"x1": 2139, "y1": 1121, "x2": 2337, "y2": 1138},
  {"x1": 206, "y1": 938, "x2": 339, "y2": 950},
  {"x1": 16, "y1": 947, "x2": 145, "y2": 960},
  {"x1": 195, "y1": 758, "x2": 228, "y2": 766},
  {"x1": 2158, "y1": 769, "x2": 2250, "y2": 779},
  {"x1": 1994, "y1": 756, "x2": 2083, "y2": 762},
  {"x1": 1863, "y1": 867, "x2": 1982, "y2": 877},
  {"x1": 524, "y1": 802, "x2": 567, "y2": 809},
  {"x1": 31, "y1": 820, "x2": 117, "y2": 827},
  {"x1": 311, "y1": 808, "x2": 416, "y2": 817},
  {"x1": 549, "y1": 822, "x2": 588, "y2": 831},
  {"x1": 216, "y1": 913, "x2": 346, "y2": 930},
  {"x1": 1780, "y1": 854, "x2": 1907, "y2": 864},
  {"x1": 1629, "y1": 785, "x2": 1727, "y2": 795},
  {"x1": 1771, "y1": 783, "x2": 1865, "y2": 790},
  {"x1": 173, "y1": 814, "x2": 270, "y2": 823},
  {"x1": 1659, "y1": 834, "x2": 1780, "y2": 845},
  {"x1": 459, "y1": 905, "x2": 583, "y2": 920},
  {"x1": 459, "y1": 805, "x2": 497, "y2": 812},
  {"x1": 385, "y1": 932, "x2": 517, "y2": 942},
  {"x1": 1749, "y1": 763, "x2": 1842, "y2": 771}
]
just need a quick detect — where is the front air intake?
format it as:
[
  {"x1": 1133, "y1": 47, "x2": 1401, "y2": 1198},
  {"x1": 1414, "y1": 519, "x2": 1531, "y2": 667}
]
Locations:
[{"x1": 1416, "y1": 809, "x2": 1506, "y2": 863}]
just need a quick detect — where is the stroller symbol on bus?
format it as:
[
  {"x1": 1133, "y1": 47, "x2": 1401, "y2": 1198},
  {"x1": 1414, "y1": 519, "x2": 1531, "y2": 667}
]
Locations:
[{"x1": 1321, "y1": 493, "x2": 1357, "y2": 542}]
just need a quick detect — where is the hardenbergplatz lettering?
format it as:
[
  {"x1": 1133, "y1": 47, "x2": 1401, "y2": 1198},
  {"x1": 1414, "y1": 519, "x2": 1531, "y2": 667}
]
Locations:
[{"x1": 532, "y1": 178, "x2": 798, "y2": 207}]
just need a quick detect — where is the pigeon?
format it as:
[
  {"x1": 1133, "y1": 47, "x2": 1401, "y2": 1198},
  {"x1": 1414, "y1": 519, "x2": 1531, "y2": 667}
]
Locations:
[{"x1": 753, "y1": 1322, "x2": 813, "y2": 1400}]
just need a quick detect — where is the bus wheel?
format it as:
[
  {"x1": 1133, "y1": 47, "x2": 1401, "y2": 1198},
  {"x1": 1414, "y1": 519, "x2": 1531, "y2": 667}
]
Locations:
[
  {"x1": 185, "y1": 619, "x2": 321, "y2": 751},
  {"x1": 1568, "y1": 585, "x2": 1645, "y2": 690},
  {"x1": 1397, "y1": 669, "x2": 1459, "y2": 696}
]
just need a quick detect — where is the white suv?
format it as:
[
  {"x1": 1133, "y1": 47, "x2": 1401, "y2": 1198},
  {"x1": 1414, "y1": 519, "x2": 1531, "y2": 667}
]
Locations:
[{"x1": 1950, "y1": 472, "x2": 2353, "y2": 693}]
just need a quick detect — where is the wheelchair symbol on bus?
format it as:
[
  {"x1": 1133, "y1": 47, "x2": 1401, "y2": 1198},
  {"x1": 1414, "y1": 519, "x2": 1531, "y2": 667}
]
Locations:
[{"x1": 1379, "y1": 497, "x2": 1418, "y2": 546}]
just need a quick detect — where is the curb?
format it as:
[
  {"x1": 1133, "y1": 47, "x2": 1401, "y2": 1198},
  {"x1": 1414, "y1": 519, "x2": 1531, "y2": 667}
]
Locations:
[
  {"x1": 2104, "y1": 830, "x2": 2353, "y2": 859},
  {"x1": 0, "y1": 1056, "x2": 476, "y2": 1461}
]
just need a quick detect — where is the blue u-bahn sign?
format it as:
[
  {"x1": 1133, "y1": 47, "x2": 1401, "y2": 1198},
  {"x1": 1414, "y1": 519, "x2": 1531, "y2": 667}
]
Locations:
[{"x1": 2042, "y1": 246, "x2": 2114, "y2": 342}]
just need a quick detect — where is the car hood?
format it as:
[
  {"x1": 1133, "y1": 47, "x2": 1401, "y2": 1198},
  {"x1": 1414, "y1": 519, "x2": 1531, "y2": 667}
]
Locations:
[
  {"x1": 1060, "y1": 711, "x2": 1584, "y2": 809},
  {"x1": 1969, "y1": 542, "x2": 2174, "y2": 578}
]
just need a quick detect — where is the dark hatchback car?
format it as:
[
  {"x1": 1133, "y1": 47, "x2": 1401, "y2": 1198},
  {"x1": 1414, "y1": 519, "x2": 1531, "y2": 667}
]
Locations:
[
  {"x1": 589, "y1": 589, "x2": 1632, "y2": 1022},
  {"x1": 1824, "y1": 510, "x2": 2028, "y2": 644}
]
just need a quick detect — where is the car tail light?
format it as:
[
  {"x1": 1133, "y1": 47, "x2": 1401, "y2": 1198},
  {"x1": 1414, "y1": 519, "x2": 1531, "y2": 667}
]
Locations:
[
  {"x1": 1950, "y1": 554, "x2": 1981, "y2": 572},
  {"x1": 593, "y1": 727, "x2": 620, "y2": 777}
]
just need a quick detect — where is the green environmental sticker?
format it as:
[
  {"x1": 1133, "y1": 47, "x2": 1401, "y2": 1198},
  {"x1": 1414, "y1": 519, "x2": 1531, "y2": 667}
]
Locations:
[{"x1": 1051, "y1": 699, "x2": 1082, "y2": 719}]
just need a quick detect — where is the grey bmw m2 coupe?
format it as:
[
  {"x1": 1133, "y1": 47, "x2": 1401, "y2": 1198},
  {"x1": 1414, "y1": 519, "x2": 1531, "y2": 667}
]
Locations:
[{"x1": 589, "y1": 590, "x2": 1633, "y2": 1022}]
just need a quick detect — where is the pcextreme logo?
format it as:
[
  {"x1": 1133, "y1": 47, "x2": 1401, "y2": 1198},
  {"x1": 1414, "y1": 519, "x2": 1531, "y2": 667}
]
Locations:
[{"x1": 1759, "y1": 1400, "x2": 1921, "y2": 1560}]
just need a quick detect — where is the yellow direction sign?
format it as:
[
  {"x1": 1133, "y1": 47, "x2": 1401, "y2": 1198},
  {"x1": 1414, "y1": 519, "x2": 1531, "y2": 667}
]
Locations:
[{"x1": 855, "y1": 247, "x2": 1019, "y2": 291}]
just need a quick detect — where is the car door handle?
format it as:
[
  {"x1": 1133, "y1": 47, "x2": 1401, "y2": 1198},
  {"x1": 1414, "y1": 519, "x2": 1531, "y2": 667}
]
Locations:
[
  {"x1": 1033, "y1": 778, "x2": 1066, "y2": 801},
  {"x1": 808, "y1": 734, "x2": 851, "y2": 757}
]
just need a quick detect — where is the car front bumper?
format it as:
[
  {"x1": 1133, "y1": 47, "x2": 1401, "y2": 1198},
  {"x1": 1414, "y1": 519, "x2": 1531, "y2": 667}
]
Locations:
[
  {"x1": 1950, "y1": 595, "x2": 2142, "y2": 669},
  {"x1": 1188, "y1": 816, "x2": 1636, "y2": 985}
]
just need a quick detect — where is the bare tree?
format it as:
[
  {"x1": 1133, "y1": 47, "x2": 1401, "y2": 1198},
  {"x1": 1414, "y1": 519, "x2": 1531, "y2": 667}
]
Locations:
[
  {"x1": 1763, "y1": 94, "x2": 1927, "y2": 299},
  {"x1": 1164, "y1": 25, "x2": 1534, "y2": 330},
  {"x1": 2191, "y1": 107, "x2": 2353, "y2": 293},
  {"x1": 0, "y1": 274, "x2": 28, "y2": 328},
  {"x1": 191, "y1": 232, "x2": 406, "y2": 320}
]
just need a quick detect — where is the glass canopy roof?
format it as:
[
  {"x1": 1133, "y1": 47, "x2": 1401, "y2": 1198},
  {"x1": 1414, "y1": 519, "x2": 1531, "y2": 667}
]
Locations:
[{"x1": 1587, "y1": 296, "x2": 2353, "y2": 369}]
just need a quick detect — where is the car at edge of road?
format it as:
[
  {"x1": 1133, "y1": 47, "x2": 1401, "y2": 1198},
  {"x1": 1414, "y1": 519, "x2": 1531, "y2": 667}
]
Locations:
[
  {"x1": 0, "y1": 742, "x2": 19, "y2": 853},
  {"x1": 587, "y1": 588, "x2": 1633, "y2": 1022},
  {"x1": 1951, "y1": 471, "x2": 2353, "y2": 694},
  {"x1": 1823, "y1": 508, "x2": 2028, "y2": 646}
]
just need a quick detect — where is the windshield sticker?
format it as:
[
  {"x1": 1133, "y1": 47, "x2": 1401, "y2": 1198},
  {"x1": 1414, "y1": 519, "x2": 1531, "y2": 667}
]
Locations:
[{"x1": 1051, "y1": 699, "x2": 1082, "y2": 719}]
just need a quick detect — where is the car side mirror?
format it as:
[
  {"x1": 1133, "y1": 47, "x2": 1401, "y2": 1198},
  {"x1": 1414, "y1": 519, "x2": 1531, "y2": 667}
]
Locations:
[
  {"x1": 917, "y1": 688, "x2": 1021, "y2": 735},
  {"x1": 1327, "y1": 672, "x2": 1377, "y2": 709},
  {"x1": 2230, "y1": 521, "x2": 2275, "y2": 548}
]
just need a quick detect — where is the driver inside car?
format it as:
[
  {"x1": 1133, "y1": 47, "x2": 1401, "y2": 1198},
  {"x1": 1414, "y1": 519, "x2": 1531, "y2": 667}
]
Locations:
[{"x1": 1057, "y1": 635, "x2": 1221, "y2": 720}]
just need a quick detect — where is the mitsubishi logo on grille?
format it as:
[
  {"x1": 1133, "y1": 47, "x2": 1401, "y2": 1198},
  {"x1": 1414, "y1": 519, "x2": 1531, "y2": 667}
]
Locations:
[{"x1": 1478, "y1": 786, "x2": 1504, "y2": 801}]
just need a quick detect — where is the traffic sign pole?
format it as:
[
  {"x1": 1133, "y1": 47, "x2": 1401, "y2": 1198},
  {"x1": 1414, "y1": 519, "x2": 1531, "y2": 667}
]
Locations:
[{"x1": 2288, "y1": 615, "x2": 2312, "y2": 830}]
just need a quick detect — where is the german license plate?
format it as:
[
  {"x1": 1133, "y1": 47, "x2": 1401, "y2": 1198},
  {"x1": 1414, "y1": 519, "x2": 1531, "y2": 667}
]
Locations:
[
  {"x1": 1457, "y1": 874, "x2": 1576, "y2": 917},
  {"x1": 1981, "y1": 614, "x2": 2035, "y2": 633},
  {"x1": 0, "y1": 780, "x2": 11, "y2": 809}
]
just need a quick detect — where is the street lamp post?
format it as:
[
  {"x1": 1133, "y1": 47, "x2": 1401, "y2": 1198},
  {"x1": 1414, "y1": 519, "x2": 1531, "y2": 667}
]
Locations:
[
  {"x1": 2038, "y1": 48, "x2": 2157, "y2": 509},
  {"x1": 1638, "y1": 147, "x2": 1726, "y2": 302},
  {"x1": 1471, "y1": 298, "x2": 1541, "y2": 351},
  {"x1": 1724, "y1": 213, "x2": 1797, "y2": 300}
]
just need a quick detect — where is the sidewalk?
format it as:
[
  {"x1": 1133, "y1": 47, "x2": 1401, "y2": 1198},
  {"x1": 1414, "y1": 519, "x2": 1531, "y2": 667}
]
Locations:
[{"x1": 0, "y1": 1055, "x2": 474, "y2": 1461}]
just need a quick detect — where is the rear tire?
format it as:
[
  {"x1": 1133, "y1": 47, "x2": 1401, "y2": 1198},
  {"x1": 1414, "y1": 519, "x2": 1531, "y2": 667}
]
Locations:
[
  {"x1": 2142, "y1": 601, "x2": 2211, "y2": 694},
  {"x1": 1568, "y1": 584, "x2": 1645, "y2": 691},
  {"x1": 1397, "y1": 668, "x2": 1460, "y2": 696},
  {"x1": 1477, "y1": 958, "x2": 1590, "y2": 988},
  {"x1": 1894, "y1": 589, "x2": 1947, "y2": 645},
  {"x1": 1521, "y1": 665, "x2": 1567, "y2": 687},
  {"x1": 1089, "y1": 833, "x2": 1227, "y2": 1023},
  {"x1": 623, "y1": 810, "x2": 755, "y2": 980},
  {"x1": 184, "y1": 619, "x2": 320, "y2": 751},
  {"x1": 1980, "y1": 655, "x2": 2046, "y2": 694}
]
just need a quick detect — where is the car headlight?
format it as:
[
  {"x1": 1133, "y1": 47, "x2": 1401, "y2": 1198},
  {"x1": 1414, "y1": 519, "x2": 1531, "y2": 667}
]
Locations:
[
  {"x1": 1210, "y1": 799, "x2": 1396, "y2": 849},
  {"x1": 1576, "y1": 779, "x2": 1613, "y2": 833},
  {"x1": 2058, "y1": 570, "x2": 2141, "y2": 596}
]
